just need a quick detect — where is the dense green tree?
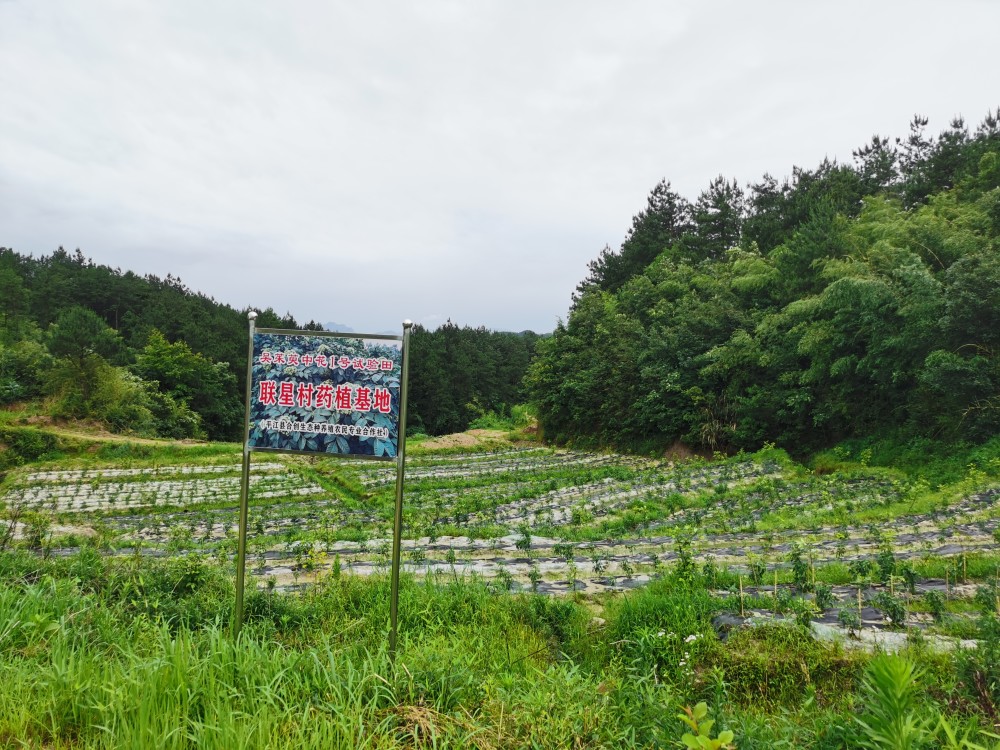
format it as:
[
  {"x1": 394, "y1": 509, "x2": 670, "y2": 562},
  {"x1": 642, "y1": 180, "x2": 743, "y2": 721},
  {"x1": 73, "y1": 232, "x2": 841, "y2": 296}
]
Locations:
[
  {"x1": 681, "y1": 176, "x2": 744, "y2": 261},
  {"x1": 912, "y1": 350, "x2": 998, "y2": 440},
  {"x1": 574, "y1": 180, "x2": 692, "y2": 299},
  {"x1": 43, "y1": 306, "x2": 127, "y2": 414},
  {"x1": 742, "y1": 174, "x2": 788, "y2": 253},
  {"x1": 0, "y1": 267, "x2": 29, "y2": 338},
  {"x1": 133, "y1": 331, "x2": 241, "y2": 440},
  {"x1": 0, "y1": 249, "x2": 275, "y2": 436},
  {"x1": 409, "y1": 322, "x2": 539, "y2": 435},
  {"x1": 0, "y1": 339, "x2": 51, "y2": 405},
  {"x1": 46, "y1": 306, "x2": 123, "y2": 364},
  {"x1": 743, "y1": 160, "x2": 865, "y2": 256},
  {"x1": 853, "y1": 135, "x2": 899, "y2": 195}
]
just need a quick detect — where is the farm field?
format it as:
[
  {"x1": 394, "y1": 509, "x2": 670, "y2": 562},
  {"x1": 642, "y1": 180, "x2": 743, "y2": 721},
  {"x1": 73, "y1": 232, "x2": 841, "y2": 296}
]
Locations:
[
  {"x1": 5, "y1": 438, "x2": 999, "y2": 616},
  {"x1": 2, "y1": 429, "x2": 1000, "y2": 747}
]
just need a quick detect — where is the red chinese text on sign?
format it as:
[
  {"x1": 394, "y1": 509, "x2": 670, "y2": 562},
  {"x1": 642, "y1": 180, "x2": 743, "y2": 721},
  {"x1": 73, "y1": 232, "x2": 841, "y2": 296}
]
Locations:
[
  {"x1": 354, "y1": 386, "x2": 372, "y2": 411},
  {"x1": 277, "y1": 381, "x2": 295, "y2": 407},
  {"x1": 296, "y1": 382, "x2": 314, "y2": 408},
  {"x1": 259, "y1": 380, "x2": 277, "y2": 405},
  {"x1": 335, "y1": 385, "x2": 352, "y2": 411},
  {"x1": 315, "y1": 383, "x2": 334, "y2": 409},
  {"x1": 373, "y1": 388, "x2": 391, "y2": 414}
]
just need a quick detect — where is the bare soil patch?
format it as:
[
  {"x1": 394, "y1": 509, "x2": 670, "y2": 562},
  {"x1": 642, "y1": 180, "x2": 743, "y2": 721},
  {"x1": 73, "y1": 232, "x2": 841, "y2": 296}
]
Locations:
[
  {"x1": 417, "y1": 429, "x2": 510, "y2": 450},
  {"x1": 663, "y1": 440, "x2": 716, "y2": 461}
]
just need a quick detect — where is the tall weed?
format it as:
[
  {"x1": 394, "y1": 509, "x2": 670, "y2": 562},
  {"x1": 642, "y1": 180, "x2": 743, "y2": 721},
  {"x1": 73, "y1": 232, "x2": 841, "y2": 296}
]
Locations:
[{"x1": 853, "y1": 654, "x2": 931, "y2": 750}]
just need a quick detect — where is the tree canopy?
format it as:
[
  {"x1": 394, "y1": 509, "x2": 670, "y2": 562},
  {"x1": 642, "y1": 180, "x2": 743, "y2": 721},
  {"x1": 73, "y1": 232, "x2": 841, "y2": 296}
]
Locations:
[
  {"x1": 407, "y1": 321, "x2": 540, "y2": 435},
  {"x1": 0, "y1": 248, "x2": 327, "y2": 439},
  {"x1": 531, "y1": 109, "x2": 1000, "y2": 454}
]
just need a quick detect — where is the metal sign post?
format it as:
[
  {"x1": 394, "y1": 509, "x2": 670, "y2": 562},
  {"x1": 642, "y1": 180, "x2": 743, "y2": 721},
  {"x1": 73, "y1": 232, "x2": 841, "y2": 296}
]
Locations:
[
  {"x1": 231, "y1": 315, "x2": 410, "y2": 645},
  {"x1": 388, "y1": 320, "x2": 412, "y2": 657},
  {"x1": 233, "y1": 310, "x2": 257, "y2": 638}
]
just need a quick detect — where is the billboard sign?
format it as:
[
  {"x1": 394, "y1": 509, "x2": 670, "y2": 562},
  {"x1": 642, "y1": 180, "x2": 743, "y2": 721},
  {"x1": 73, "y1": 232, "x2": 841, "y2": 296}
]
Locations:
[
  {"x1": 247, "y1": 328, "x2": 402, "y2": 459},
  {"x1": 234, "y1": 316, "x2": 412, "y2": 647}
]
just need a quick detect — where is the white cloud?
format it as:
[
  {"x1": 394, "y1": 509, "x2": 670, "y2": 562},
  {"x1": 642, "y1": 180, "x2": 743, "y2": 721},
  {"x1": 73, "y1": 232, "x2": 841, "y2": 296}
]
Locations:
[{"x1": 1, "y1": 0, "x2": 998, "y2": 332}]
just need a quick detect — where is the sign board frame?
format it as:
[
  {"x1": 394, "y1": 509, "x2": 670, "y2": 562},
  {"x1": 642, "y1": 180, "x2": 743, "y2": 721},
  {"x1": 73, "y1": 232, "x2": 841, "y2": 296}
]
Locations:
[
  {"x1": 247, "y1": 327, "x2": 404, "y2": 460},
  {"x1": 232, "y1": 312, "x2": 412, "y2": 657}
]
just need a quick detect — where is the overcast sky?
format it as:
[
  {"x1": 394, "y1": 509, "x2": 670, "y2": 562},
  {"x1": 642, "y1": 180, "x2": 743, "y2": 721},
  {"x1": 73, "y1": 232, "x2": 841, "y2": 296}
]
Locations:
[{"x1": 2, "y1": 1, "x2": 998, "y2": 334}]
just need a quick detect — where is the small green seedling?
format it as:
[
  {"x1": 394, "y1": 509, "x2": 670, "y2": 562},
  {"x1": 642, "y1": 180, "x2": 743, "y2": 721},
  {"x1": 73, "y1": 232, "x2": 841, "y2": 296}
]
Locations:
[{"x1": 677, "y1": 702, "x2": 735, "y2": 749}]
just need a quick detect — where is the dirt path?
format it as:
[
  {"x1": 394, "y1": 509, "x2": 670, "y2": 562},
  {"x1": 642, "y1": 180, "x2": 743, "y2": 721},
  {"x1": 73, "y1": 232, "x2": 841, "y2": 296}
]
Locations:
[{"x1": 13, "y1": 416, "x2": 217, "y2": 448}]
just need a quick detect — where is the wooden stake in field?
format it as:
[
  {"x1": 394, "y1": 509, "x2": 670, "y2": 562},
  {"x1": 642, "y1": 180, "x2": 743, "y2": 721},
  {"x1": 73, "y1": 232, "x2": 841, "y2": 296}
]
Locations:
[{"x1": 739, "y1": 575, "x2": 745, "y2": 618}]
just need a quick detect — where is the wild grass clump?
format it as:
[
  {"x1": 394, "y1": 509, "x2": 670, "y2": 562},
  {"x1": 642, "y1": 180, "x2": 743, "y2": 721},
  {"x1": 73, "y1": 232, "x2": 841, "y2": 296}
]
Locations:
[
  {"x1": 0, "y1": 553, "x2": 699, "y2": 748},
  {"x1": 817, "y1": 433, "x2": 1000, "y2": 488},
  {"x1": 5, "y1": 546, "x2": 1000, "y2": 746},
  {"x1": 706, "y1": 623, "x2": 864, "y2": 710},
  {"x1": 467, "y1": 403, "x2": 535, "y2": 433},
  {"x1": 955, "y1": 614, "x2": 1000, "y2": 720},
  {"x1": 602, "y1": 574, "x2": 715, "y2": 687}
]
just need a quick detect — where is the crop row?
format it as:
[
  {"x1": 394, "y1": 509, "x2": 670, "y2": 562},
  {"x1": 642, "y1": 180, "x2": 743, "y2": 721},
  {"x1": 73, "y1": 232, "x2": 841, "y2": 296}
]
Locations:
[
  {"x1": 21, "y1": 462, "x2": 284, "y2": 483},
  {"x1": 4, "y1": 473, "x2": 326, "y2": 513},
  {"x1": 355, "y1": 449, "x2": 653, "y2": 486}
]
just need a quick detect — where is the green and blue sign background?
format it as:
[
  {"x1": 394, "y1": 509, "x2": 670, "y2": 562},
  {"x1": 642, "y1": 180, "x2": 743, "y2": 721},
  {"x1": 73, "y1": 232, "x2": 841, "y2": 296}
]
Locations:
[{"x1": 247, "y1": 329, "x2": 402, "y2": 459}]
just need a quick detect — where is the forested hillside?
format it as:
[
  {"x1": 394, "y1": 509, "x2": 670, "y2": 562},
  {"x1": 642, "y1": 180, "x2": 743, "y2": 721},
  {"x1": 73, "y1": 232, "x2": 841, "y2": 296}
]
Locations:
[
  {"x1": 0, "y1": 249, "x2": 314, "y2": 441},
  {"x1": 530, "y1": 111, "x2": 1000, "y2": 453},
  {"x1": 0, "y1": 249, "x2": 538, "y2": 440},
  {"x1": 408, "y1": 322, "x2": 539, "y2": 435}
]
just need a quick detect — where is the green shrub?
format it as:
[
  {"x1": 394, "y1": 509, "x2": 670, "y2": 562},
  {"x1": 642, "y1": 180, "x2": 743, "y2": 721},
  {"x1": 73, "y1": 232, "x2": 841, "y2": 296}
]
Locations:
[
  {"x1": 144, "y1": 386, "x2": 204, "y2": 439},
  {"x1": 49, "y1": 358, "x2": 158, "y2": 435},
  {"x1": 851, "y1": 559, "x2": 876, "y2": 581},
  {"x1": 924, "y1": 590, "x2": 946, "y2": 623},
  {"x1": 873, "y1": 591, "x2": 907, "y2": 629},
  {"x1": 815, "y1": 583, "x2": 835, "y2": 611},
  {"x1": 0, "y1": 426, "x2": 59, "y2": 469},
  {"x1": 0, "y1": 339, "x2": 51, "y2": 404},
  {"x1": 789, "y1": 542, "x2": 813, "y2": 592},
  {"x1": 708, "y1": 624, "x2": 863, "y2": 709},
  {"x1": 877, "y1": 546, "x2": 897, "y2": 583},
  {"x1": 838, "y1": 608, "x2": 862, "y2": 638},
  {"x1": 974, "y1": 582, "x2": 1000, "y2": 615}
]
